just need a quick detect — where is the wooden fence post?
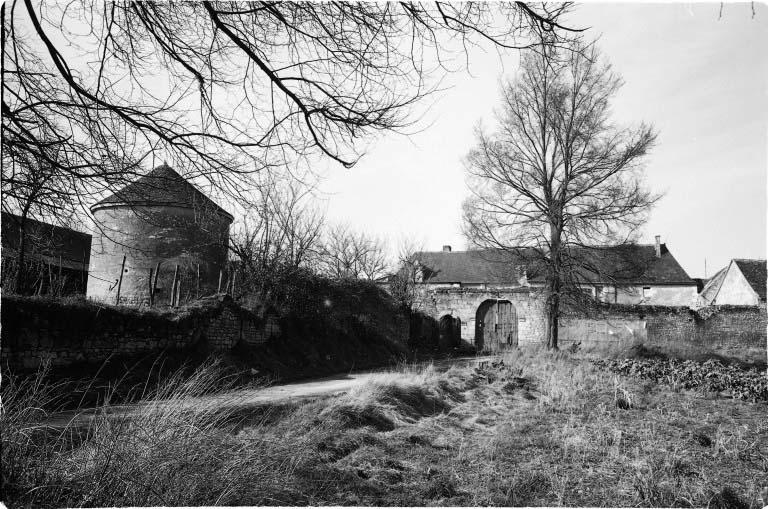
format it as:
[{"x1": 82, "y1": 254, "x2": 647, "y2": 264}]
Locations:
[
  {"x1": 81, "y1": 252, "x2": 86, "y2": 291},
  {"x1": 170, "y1": 264, "x2": 179, "y2": 306},
  {"x1": 230, "y1": 269, "x2": 237, "y2": 297},
  {"x1": 196, "y1": 263, "x2": 200, "y2": 299},
  {"x1": 175, "y1": 277, "x2": 182, "y2": 307},
  {"x1": 115, "y1": 255, "x2": 126, "y2": 305},
  {"x1": 217, "y1": 270, "x2": 223, "y2": 293},
  {"x1": 152, "y1": 262, "x2": 161, "y2": 304},
  {"x1": 148, "y1": 268, "x2": 154, "y2": 307}
]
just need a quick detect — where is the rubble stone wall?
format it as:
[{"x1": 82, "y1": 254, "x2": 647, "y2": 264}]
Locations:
[
  {"x1": 560, "y1": 304, "x2": 766, "y2": 348},
  {"x1": 1, "y1": 295, "x2": 279, "y2": 372}
]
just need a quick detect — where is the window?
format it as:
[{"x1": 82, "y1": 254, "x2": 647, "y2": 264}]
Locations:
[{"x1": 642, "y1": 287, "x2": 651, "y2": 299}]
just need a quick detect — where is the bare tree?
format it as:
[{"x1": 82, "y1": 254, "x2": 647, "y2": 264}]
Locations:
[
  {"x1": 463, "y1": 38, "x2": 659, "y2": 350},
  {"x1": 388, "y1": 236, "x2": 426, "y2": 311},
  {"x1": 1, "y1": 127, "x2": 79, "y2": 293},
  {"x1": 318, "y1": 224, "x2": 389, "y2": 281},
  {"x1": 2, "y1": 1, "x2": 579, "y2": 223},
  {"x1": 229, "y1": 176, "x2": 324, "y2": 302}
]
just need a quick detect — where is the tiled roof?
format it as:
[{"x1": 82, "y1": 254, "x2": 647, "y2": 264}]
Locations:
[
  {"x1": 415, "y1": 244, "x2": 695, "y2": 286},
  {"x1": 1, "y1": 211, "x2": 91, "y2": 266},
  {"x1": 734, "y1": 259, "x2": 766, "y2": 301},
  {"x1": 91, "y1": 164, "x2": 233, "y2": 220},
  {"x1": 415, "y1": 249, "x2": 537, "y2": 284}
]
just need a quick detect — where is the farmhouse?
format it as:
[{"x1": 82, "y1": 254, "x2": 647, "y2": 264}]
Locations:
[
  {"x1": 697, "y1": 258, "x2": 767, "y2": 307},
  {"x1": 409, "y1": 238, "x2": 697, "y2": 351},
  {"x1": 87, "y1": 164, "x2": 233, "y2": 306}
]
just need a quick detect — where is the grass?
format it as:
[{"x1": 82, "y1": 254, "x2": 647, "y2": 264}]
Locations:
[{"x1": 3, "y1": 348, "x2": 767, "y2": 507}]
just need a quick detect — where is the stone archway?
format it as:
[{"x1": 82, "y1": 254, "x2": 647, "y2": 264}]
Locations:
[
  {"x1": 438, "y1": 314, "x2": 461, "y2": 350},
  {"x1": 475, "y1": 299, "x2": 518, "y2": 353}
]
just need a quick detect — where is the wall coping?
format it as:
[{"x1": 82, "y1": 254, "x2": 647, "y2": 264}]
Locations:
[{"x1": 429, "y1": 287, "x2": 537, "y2": 295}]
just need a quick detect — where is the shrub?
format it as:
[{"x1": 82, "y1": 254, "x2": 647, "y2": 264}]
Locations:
[{"x1": 592, "y1": 357, "x2": 768, "y2": 402}]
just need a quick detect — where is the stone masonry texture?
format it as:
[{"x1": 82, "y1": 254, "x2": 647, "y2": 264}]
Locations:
[
  {"x1": 415, "y1": 287, "x2": 766, "y2": 350},
  {"x1": 1, "y1": 294, "x2": 279, "y2": 373},
  {"x1": 87, "y1": 204, "x2": 231, "y2": 306}
]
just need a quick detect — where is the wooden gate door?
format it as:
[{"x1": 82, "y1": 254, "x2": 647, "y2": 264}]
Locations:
[
  {"x1": 475, "y1": 301, "x2": 492, "y2": 352},
  {"x1": 476, "y1": 300, "x2": 517, "y2": 352},
  {"x1": 495, "y1": 301, "x2": 518, "y2": 348}
]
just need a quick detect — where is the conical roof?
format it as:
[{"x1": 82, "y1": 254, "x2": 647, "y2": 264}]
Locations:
[{"x1": 91, "y1": 164, "x2": 233, "y2": 221}]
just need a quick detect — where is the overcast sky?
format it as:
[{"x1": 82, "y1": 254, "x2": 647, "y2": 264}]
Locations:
[{"x1": 314, "y1": 2, "x2": 767, "y2": 279}]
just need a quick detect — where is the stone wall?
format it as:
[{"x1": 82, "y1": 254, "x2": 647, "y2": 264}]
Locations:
[
  {"x1": 1, "y1": 294, "x2": 280, "y2": 373},
  {"x1": 87, "y1": 204, "x2": 231, "y2": 306},
  {"x1": 413, "y1": 286, "x2": 547, "y2": 346},
  {"x1": 560, "y1": 304, "x2": 766, "y2": 348},
  {"x1": 413, "y1": 284, "x2": 765, "y2": 351}
]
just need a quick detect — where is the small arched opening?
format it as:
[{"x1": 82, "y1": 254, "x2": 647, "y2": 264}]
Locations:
[
  {"x1": 475, "y1": 299, "x2": 518, "y2": 353},
  {"x1": 438, "y1": 314, "x2": 461, "y2": 350}
]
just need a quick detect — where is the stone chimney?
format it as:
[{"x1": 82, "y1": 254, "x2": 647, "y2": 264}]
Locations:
[
  {"x1": 655, "y1": 235, "x2": 661, "y2": 258},
  {"x1": 442, "y1": 245, "x2": 452, "y2": 252}
]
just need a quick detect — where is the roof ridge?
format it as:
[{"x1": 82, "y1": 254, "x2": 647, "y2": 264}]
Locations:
[{"x1": 91, "y1": 164, "x2": 233, "y2": 220}]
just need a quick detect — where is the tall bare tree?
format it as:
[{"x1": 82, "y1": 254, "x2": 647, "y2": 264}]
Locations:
[
  {"x1": 463, "y1": 39, "x2": 659, "y2": 349},
  {"x1": 2, "y1": 1, "x2": 578, "y2": 223}
]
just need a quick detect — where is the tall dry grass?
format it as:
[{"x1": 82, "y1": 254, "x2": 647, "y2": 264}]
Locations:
[
  {"x1": 1, "y1": 361, "x2": 307, "y2": 507},
  {"x1": 1, "y1": 360, "x2": 459, "y2": 507}
]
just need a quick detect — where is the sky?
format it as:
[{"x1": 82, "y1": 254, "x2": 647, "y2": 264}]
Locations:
[{"x1": 314, "y1": 2, "x2": 768, "y2": 279}]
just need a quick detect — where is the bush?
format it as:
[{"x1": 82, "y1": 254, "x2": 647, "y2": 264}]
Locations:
[{"x1": 592, "y1": 357, "x2": 768, "y2": 402}]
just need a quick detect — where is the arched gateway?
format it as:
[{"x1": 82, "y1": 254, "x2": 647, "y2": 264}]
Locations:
[
  {"x1": 438, "y1": 314, "x2": 461, "y2": 349},
  {"x1": 475, "y1": 299, "x2": 518, "y2": 352}
]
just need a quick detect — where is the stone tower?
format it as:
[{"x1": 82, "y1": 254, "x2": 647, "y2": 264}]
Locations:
[{"x1": 87, "y1": 164, "x2": 233, "y2": 306}]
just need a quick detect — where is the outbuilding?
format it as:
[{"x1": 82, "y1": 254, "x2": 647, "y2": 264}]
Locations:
[
  {"x1": 697, "y1": 259, "x2": 766, "y2": 307},
  {"x1": 86, "y1": 164, "x2": 233, "y2": 306}
]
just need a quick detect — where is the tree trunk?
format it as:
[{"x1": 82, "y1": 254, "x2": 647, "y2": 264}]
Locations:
[
  {"x1": 15, "y1": 218, "x2": 27, "y2": 295},
  {"x1": 546, "y1": 222, "x2": 562, "y2": 350},
  {"x1": 546, "y1": 284, "x2": 560, "y2": 350}
]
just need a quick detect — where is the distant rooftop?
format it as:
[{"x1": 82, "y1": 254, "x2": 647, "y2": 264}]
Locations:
[
  {"x1": 733, "y1": 259, "x2": 767, "y2": 301},
  {"x1": 414, "y1": 244, "x2": 695, "y2": 286},
  {"x1": 1, "y1": 211, "x2": 91, "y2": 267}
]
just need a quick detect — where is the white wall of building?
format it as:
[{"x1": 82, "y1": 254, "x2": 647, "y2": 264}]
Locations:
[
  {"x1": 712, "y1": 263, "x2": 760, "y2": 305},
  {"x1": 598, "y1": 285, "x2": 698, "y2": 306}
]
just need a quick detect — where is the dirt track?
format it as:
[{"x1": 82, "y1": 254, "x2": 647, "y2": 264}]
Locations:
[{"x1": 48, "y1": 355, "x2": 497, "y2": 428}]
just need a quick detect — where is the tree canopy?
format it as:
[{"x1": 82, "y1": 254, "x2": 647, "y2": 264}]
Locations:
[{"x1": 2, "y1": 1, "x2": 577, "y2": 223}]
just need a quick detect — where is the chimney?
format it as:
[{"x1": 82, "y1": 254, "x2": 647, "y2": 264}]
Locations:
[
  {"x1": 654, "y1": 235, "x2": 661, "y2": 258},
  {"x1": 442, "y1": 245, "x2": 452, "y2": 252}
]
